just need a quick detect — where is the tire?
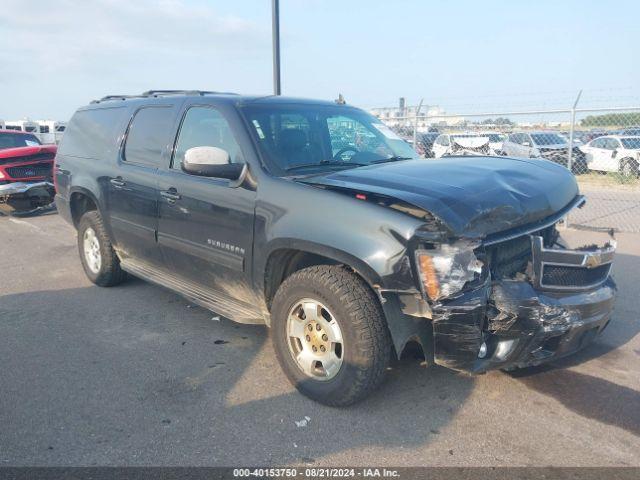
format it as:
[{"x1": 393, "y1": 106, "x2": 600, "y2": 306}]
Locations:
[
  {"x1": 77, "y1": 210, "x2": 127, "y2": 287},
  {"x1": 620, "y1": 158, "x2": 639, "y2": 178},
  {"x1": 270, "y1": 265, "x2": 391, "y2": 406}
]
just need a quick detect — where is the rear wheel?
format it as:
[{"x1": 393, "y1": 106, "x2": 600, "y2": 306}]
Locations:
[
  {"x1": 77, "y1": 211, "x2": 127, "y2": 287},
  {"x1": 620, "y1": 158, "x2": 639, "y2": 178},
  {"x1": 270, "y1": 265, "x2": 392, "y2": 406}
]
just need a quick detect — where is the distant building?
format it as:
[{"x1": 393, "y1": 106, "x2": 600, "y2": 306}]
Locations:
[{"x1": 369, "y1": 100, "x2": 463, "y2": 127}]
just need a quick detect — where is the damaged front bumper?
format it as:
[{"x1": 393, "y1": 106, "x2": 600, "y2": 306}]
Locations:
[
  {"x1": 430, "y1": 235, "x2": 617, "y2": 373},
  {"x1": 0, "y1": 181, "x2": 55, "y2": 214}
]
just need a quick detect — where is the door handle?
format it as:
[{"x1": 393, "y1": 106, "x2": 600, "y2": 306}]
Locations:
[
  {"x1": 110, "y1": 178, "x2": 126, "y2": 188},
  {"x1": 160, "y1": 189, "x2": 181, "y2": 202}
]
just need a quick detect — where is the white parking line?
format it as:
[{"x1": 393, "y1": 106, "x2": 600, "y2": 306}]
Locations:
[{"x1": 7, "y1": 217, "x2": 42, "y2": 232}]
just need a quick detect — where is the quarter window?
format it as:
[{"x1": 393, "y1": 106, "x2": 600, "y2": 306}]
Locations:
[
  {"x1": 173, "y1": 106, "x2": 243, "y2": 170},
  {"x1": 124, "y1": 106, "x2": 174, "y2": 166}
]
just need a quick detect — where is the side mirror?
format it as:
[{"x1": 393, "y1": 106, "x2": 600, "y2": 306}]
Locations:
[
  {"x1": 612, "y1": 149, "x2": 617, "y2": 158},
  {"x1": 522, "y1": 141, "x2": 531, "y2": 147},
  {"x1": 182, "y1": 146, "x2": 244, "y2": 180}
]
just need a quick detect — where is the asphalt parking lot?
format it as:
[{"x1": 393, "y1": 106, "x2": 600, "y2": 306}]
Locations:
[
  {"x1": 0, "y1": 212, "x2": 639, "y2": 467},
  {"x1": 570, "y1": 183, "x2": 640, "y2": 233}
]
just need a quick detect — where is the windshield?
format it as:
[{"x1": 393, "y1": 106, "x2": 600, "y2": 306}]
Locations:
[
  {"x1": 487, "y1": 134, "x2": 504, "y2": 142},
  {"x1": 240, "y1": 104, "x2": 417, "y2": 175},
  {"x1": 530, "y1": 133, "x2": 566, "y2": 146},
  {"x1": 0, "y1": 132, "x2": 41, "y2": 150},
  {"x1": 621, "y1": 137, "x2": 640, "y2": 149}
]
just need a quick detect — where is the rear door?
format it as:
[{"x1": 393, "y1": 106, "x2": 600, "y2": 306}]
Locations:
[
  {"x1": 156, "y1": 104, "x2": 258, "y2": 301},
  {"x1": 108, "y1": 103, "x2": 181, "y2": 265},
  {"x1": 604, "y1": 138, "x2": 622, "y2": 172},
  {"x1": 588, "y1": 137, "x2": 611, "y2": 171}
]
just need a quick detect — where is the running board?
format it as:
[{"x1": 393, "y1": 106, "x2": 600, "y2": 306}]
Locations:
[{"x1": 120, "y1": 259, "x2": 266, "y2": 325}]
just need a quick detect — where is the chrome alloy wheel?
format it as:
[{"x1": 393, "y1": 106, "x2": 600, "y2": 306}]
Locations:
[
  {"x1": 286, "y1": 299, "x2": 344, "y2": 381},
  {"x1": 83, "y1": 227, "x2": 102, "y2": 274}
]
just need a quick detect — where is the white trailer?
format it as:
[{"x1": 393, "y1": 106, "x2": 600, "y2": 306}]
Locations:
[
  {"x1": 35, "y1": 120, "x2": 67, "y2": 144},
  {"x1": 5, "y1": 119, "x2": 39, "y2": 133}
]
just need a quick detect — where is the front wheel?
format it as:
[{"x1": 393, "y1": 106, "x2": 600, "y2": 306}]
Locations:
[
  {"x1": 270, "y1": 265, "x2": 392, "y2": 406},
  {"x1": 77, "y1": 211, "x2": 127, "y2": 287}
]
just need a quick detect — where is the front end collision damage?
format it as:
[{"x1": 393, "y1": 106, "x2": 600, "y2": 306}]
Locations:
[
  {"x1": 366, "y1": 198, "x2": 616, "y2": 373},
  {"x1": 0, "y1": 181, "x2": 55, "y2": 215},
  {"x1": 294, "y1": 158, "x2": 615, "y2": 370},
  {"x1": 424, "y1": 232, "x2": 616, "y2": 373}
]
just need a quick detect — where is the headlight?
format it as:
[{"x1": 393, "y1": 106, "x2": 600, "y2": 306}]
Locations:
[{"x1": 416, "y1": 243, "x2": 483, "y2": 301}]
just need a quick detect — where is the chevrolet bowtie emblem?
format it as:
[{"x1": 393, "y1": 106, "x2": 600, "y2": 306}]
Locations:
[{"x1": 585, "y1": 255, "x2": 601, "y2": 268}]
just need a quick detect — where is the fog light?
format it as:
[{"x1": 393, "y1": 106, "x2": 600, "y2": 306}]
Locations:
[
  {"x1": 478, "y1": 341, "x2": 488, "y2": 359},
  {"x1": 495, "y1": 339, "x2": 517, "y2": 360}
]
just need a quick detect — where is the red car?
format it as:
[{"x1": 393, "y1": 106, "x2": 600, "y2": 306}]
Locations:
[{"x1": 0, "y1": 130, "x2": 57, "y2": 213}]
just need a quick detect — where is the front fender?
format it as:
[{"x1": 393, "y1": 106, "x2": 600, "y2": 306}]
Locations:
[
  {"x1": 254, "y1": 177, "x2": 425, "y2": 293},
  {"x1": 253, "y1": 177, "x2": 434, "y2": 357}
]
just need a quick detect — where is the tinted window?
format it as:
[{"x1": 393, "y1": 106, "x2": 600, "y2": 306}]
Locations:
[
  {"x1": 604, "y1": 138, "x2": 620, "y2": 150},
  {"x1": 328, "y1": 115, "x2": 394, "y2": 160},
  {"x1": 530, "y1": 133, "x2": 566, "y2": 146},
  {"x1": 621, "y1": 137, "x2": 640, "y2": 149},
  {"x1": 436, "y1": 135, "x2": 450, "y2": 146},
  {"x1": 173, "y1": 106, "x2": 243, "y2": 169},
  {"x1": 124, "y1": 106, "x2": 174, "y2": 166},
  {"x1": 591, "y1": 138, "x2": 606, "y2": 148},
  {"x1": 59, "y1": 107, "x2": 127, "y2": 160},
  {"x1": 242, "y1": 104, "x2": 416, "y2": 175},
  {"x1": 509, "y1": 133, "x2": 525, "y2": 144},
  {"x1": 0, "y1": 132, "x2": 41, "y2": 149}
]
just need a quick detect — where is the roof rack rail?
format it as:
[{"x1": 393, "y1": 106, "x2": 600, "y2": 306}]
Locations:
[
  {"x1": 91, "y1": 90, "x2": 239, "y2": 104},
  {"x1": 141, "y1": 90, "x2": 239, "y2": 97},
  {"x1": 90, "y1": 95, "x2": 139, "y2": 104}
]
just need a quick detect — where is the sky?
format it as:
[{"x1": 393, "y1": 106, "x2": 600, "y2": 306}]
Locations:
[{"x1": 1, "y1": 0, "x2": 639, "y2": 120}]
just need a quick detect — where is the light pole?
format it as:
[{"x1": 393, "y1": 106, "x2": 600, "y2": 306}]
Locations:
[{"x1": 272, "y1": 0, "x2": 281, "y2": 95}]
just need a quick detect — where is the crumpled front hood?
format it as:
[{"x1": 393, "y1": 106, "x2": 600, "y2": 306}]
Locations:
[
  {"x1": 452, "y1": 137, "x2": 489, "y2": 148},
  {"x1": 300, "y1": 156, "x2": 579, "y2": 238}
]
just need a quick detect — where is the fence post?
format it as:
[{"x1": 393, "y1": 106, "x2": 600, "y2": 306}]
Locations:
[
  {"x1": 413, "y1": 99, "x2": 424, "y2": 148},
  {"x1": 567, "y1": 90, "x2": 582, "y2": 172},
  {"x1": 563, "y1": 90, "x2": 582, "y2": 230}
]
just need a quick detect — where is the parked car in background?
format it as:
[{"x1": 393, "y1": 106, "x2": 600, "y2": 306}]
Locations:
[
  {"x1": 414, "y1": 132, "x2": 439, "y2": 157},
  {"x1": 582, "y1": 129, "x2": 608, "y2": 143},
  {"x1": 501, "y1": 131, "x2": 586, "y2": 173},
  {"x1": 620, "y1": 127, "x2": 640, "y2": 136},
  {"x1": 0, "y1": 130, "x2": 56, "y2": 213},
  {"x1": 557, "y1": 132, "x2": 583, "y2": 146},
  {"x1": 432, "y1": 133, "x2": 494, "y2": 158},
  {"x1": 580, "y1": 135, "x2": 640, "y2": 177},
  {"x1": 479, "y1": 132, "x2": 507, "y2": 154}
]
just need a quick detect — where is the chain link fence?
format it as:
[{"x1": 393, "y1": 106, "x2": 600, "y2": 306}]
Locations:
[{"x1": 381, "y1": 106, "x2": 640, "y2": 233}]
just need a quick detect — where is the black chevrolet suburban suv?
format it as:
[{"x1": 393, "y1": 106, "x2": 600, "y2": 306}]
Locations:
[{"x1": 55, "y1": 90, "x2": 616, "y2": 406}]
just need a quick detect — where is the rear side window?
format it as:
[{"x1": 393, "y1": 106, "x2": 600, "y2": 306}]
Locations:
[
  {"x1": 58, "y1": 107, "x2": 127, "y2": 160},
  {"x1": 124, "y1": 106, "x2": 174, "y2": 166}
]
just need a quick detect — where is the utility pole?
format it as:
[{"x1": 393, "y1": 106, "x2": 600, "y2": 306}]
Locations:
[
  {"x1": 413, "y1": 98, "x2": 424, "y2": 148},
  {"x1": 272, "y1": 0, "x2": 281, "y2": 95}
]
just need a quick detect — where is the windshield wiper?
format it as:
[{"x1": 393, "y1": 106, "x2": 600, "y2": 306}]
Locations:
[
  {"x1": 370, "y1": 156, "x2": 414, "y2": 164},
  {"x1": 285, "y1": 160, "x2": 368, "y2": 172}
]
